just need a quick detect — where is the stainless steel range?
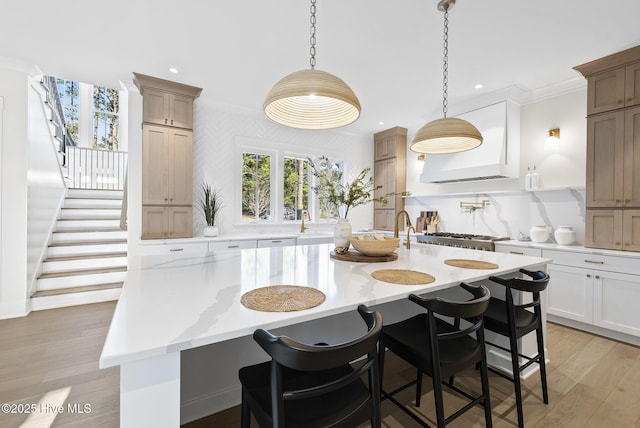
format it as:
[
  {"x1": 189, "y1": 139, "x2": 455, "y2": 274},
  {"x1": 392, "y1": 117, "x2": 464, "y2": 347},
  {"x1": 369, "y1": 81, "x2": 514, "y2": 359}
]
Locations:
[{"x1": 416, "y1": 232, "x2": 510, "y2": 251}]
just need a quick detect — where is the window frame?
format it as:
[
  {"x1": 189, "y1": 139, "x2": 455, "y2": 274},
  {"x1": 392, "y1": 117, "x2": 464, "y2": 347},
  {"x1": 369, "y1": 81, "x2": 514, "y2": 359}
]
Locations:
[{"x1": 236, "y1": 138, "x2": 346, "y2": 226}]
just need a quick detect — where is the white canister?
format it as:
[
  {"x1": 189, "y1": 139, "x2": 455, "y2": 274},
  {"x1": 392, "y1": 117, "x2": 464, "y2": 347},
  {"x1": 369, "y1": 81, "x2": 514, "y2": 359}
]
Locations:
[
  {"x1": 529, "y1": 225, "x2": 550, "y2": 243},
  {"x1": 554, "y1": 226, "x2": 576, "y2": 245}
]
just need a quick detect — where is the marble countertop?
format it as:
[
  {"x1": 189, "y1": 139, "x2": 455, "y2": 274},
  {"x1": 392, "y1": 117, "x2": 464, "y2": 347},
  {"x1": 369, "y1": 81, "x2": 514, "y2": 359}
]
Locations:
[
  {"x1": 496, "y1": 240, "x2": 640, "y2": 259},
  {"x1": 99, "y1": 243, "x2": 549, "y2": 369}
]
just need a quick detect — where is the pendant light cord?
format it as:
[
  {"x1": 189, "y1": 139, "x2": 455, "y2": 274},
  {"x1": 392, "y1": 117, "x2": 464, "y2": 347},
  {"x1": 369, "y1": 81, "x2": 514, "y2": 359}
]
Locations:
[
  {"x1": 442, "y1": 5, "x2": 449, "y2": 118},
  {"x1": 310, "y1": 0, "x2": 317, "y2": 70}
]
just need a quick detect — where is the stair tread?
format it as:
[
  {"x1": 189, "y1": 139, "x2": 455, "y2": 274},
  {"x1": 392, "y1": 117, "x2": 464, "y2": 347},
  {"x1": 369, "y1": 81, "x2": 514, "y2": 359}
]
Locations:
[
  {"x1": 33, "y1": 282, "x2": 124, "y2": 297},
  {"x1": 48, "y1": 240, "x2": 127, "y2": 247},
  {"x1": 44, "y1": 252, "x2": 128, "y2": 262},
  {"x1": 53, "y1": 228, "x2": 125, "y2": 233},
  {"x1": 38, "y1": 266, "x2": 127, "y2": 279}
]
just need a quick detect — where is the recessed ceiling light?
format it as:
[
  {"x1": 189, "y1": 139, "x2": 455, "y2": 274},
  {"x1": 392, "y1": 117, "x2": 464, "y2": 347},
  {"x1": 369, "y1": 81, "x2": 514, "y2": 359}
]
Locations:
[
  {"x1": 169, "y1": 67, "x2": 179, "y2": 74},
  {"x1": 474, "y1": 84, "x2": 483, "y2": 89},
  {"x1": 378, "y1": 121, "x2": 384, "y2": 125}
]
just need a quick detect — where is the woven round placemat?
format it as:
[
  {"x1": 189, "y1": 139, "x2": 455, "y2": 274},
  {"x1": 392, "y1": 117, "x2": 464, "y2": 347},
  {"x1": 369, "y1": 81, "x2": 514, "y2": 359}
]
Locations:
[
  {"x1": 444, "y1": 259, "x2": 499, "y2": 269},
  {"x1": 240, "y1": 285, "x2": 326, "y2": 312},
  {"x1": 371, "y1": 269, "x2": 435, "y2": 285}
]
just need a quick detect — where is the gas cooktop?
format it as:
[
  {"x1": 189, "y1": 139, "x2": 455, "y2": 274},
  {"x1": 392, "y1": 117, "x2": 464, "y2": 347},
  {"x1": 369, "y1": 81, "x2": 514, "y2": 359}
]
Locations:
[{"x1": 416, "y1": 232, "x2": 510, "y2": 251}]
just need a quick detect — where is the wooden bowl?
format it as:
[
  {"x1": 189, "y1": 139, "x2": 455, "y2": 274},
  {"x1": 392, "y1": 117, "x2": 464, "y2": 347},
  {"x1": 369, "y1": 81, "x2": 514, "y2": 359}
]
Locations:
[{"x1": 349, "y1": 236, "x2": 400, "y2": 256}]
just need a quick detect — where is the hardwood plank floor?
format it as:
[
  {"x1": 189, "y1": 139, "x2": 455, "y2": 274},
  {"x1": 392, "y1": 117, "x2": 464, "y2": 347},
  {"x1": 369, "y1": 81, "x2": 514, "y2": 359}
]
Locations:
[{"x1": 1, "y1": 303, "x2": 639, "y2": 427}]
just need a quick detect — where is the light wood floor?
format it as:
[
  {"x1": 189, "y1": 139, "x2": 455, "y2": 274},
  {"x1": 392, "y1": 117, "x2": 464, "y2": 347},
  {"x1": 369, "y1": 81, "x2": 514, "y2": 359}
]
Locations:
[{"x1": 2, "y1": 302, "x2": 640, "y2": 427}]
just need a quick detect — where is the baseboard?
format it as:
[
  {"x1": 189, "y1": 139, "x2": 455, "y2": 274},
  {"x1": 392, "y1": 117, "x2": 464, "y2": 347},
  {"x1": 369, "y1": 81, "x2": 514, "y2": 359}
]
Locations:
[
  {"x1": 0, "y1": 300, "x2": 29, "y2": 319},
  {"x1": 180, "y1": 384, "x2": 241, "y2": 425},
  {"x1": 547, "y1": 315, "x2": 640, "y2": 347}
]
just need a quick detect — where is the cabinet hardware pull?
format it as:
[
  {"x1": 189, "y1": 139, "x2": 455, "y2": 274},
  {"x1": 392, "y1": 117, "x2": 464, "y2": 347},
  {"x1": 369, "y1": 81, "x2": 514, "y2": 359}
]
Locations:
[
  {"x1": 272, "y1": 240, "x2": 282, "y2": 243},
  {"x1": 169, "y1": 248, "x2": 184, "y2": 252},
  {"x1": 616, "y1": 242, "x2": 621, "y2": 246},
  {"x1": 164, "y1": 118, "x2": 168, "y2": 124},
  {"x1": 228, "y1": 245, "x2": 239, "y2": 248},
  {"x1": 584, "y1": 259, "x2": 604, "y2": 264},
  {"x1": 171, "y1": 119, "x2": 174, "y2": 125},
  {"x1": 595, "y1": 275, "x2": 601, "y2": 279},
  {"x1": 587, "y1": 274, "x2": 591, "y2": 278},
  {"x1": 615, "y1": 199, "x2": 621, "y2": 203},
  {"x1": 510, "y1": 251, "x2": 524, "y2": 255}
]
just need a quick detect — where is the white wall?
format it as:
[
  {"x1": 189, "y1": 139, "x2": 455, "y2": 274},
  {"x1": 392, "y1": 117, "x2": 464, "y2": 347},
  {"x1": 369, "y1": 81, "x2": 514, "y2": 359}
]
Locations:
[
  {"x1": 191, "y1": 101, "x2": 374, "y2": 237},
  {"x1": 403, "y1": 89, "x2": 588, "y2": 244},
  {"x1": 0, "y1": 67, "x2": 30, "y2": 318}
]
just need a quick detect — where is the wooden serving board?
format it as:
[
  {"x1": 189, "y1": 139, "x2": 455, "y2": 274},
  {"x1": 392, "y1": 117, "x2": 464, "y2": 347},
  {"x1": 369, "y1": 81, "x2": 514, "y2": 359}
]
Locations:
[{"x1": 330, "y1": 250, "x2": 398, "y2": 263}]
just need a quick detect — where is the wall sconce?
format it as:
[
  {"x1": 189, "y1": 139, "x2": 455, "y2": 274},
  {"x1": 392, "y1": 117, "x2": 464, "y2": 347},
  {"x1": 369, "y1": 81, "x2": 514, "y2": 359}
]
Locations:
[
  {"x1": 545, "y1": 128, "x2": 560, "y2": 150},
  {"x1": 416, "y1": 154, "x2": 425, "y2": 172}
]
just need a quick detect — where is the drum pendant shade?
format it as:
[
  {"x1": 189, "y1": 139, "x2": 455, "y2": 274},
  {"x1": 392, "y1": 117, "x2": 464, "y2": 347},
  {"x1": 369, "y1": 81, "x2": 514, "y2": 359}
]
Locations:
[
  {"x1": 410, "y1": 117, "x2": 483, "y2": 154},
  {"x1": 264, "y1": 69, "x2": 361, "y2": 130}
]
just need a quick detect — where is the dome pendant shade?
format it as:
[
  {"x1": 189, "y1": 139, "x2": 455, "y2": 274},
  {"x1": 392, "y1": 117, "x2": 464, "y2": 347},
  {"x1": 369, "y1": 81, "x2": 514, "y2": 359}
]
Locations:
[
  {"x1": 264, "y1": 69, "x2": 361, "y2": 130},
  {"x1": 410, "y1": 117, "x2": 483, "y2": 154}
]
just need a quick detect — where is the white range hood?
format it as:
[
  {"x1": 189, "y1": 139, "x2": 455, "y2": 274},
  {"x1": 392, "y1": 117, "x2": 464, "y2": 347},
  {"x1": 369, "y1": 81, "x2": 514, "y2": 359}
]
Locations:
[{"x1": 419, "y1": 100, "x2": 520, "y2": 183}]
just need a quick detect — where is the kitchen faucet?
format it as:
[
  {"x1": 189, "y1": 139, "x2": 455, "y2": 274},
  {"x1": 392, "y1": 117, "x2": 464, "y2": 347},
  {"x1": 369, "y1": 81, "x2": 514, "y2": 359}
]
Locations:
[
  {"x1": 406, "y1": 226, "x2": 415, "y2": 249},
  {"x1": 394, "y1": 210, "x2": 413, "y2": 239}
]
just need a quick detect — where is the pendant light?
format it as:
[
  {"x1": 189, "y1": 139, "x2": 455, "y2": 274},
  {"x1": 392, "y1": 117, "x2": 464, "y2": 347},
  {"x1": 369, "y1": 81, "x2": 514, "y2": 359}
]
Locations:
[
  {"x1": 264, "y1": 0, "x2": 361, "y2": 130},
  {"x1": 410, "y1": 0, "x2": 483, "y2": 154}
]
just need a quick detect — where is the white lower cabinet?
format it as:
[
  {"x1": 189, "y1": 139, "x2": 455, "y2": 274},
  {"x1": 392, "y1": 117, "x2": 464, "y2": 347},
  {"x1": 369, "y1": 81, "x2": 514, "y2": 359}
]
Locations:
[
  {"x1": 544, "y1": 248, "x2": 640, "y2": 341},
  {"x1": 593, "y1": 270, "x2": 640, "y2": 336},
  {"x1": 546, "y1": 264, "x2": 594, "y2": 324},
  {"x1": 257, "y1": 238, "x2": 297, "y2": 248}
]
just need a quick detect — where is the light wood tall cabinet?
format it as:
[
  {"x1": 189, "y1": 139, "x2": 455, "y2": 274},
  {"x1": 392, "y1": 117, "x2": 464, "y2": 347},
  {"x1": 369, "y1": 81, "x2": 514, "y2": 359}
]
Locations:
[
  {"x1": 575, "y1": 45, "x2": 640, "y2": 251},
  {"x1": 133, "y1": 73, "x2": 202, "y2": 239},
  {"x1": 373, "y1": 127, "x2": 407, "y2": 231}
]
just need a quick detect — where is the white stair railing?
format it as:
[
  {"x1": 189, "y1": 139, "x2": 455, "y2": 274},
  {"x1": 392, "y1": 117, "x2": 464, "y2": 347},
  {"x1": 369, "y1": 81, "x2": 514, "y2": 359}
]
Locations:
[{"x1": 67, "y1": 146, "x2": 128, "y2": 190}]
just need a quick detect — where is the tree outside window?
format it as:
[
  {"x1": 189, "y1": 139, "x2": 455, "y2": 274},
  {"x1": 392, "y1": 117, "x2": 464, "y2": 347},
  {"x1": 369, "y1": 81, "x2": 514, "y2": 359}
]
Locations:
[
  {"x1": 242, "y1": 153, "x2": 271, "y2": 220},
  {"x1": 283, "y1": 157, "x2": 309, "y2": 221},
  {"x1": 93, "y1": 86, "x2": 120, "y2": 150}
]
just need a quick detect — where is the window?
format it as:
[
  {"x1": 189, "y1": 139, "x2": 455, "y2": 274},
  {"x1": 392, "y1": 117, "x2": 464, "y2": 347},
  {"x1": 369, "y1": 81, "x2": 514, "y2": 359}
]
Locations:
[
  {"x1": 55, "y1": 78, "x2": 120, "y2": 150},
  {"x1": 283, "y1": 157, "x2": 309, "y2": 221},
  {"x1": 242, "y1": 152, "x2": 271, "y2": 221},
  {"x1": 239, "y1": 147, "x2": 344, "y2": 224},
  {"x1": 56, "y1": 78, "x2": 79, "y2": 144},
  {"x1": 92, "y1": 86, "x2": 120, "y2": 150}
]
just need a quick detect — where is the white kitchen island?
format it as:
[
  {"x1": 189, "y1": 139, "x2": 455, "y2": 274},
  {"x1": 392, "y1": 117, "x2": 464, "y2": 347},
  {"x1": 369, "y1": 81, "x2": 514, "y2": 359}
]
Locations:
[{"x1": 100, "y1": 243, "x2": 549, "y2": 427}]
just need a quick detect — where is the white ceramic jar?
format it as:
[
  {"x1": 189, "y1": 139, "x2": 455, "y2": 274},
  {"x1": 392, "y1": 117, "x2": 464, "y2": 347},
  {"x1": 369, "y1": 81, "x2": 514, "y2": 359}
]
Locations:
[
  {"x1": 333, "y1": 218, "x2": 352, "y2": 250},
  {"x1": 529, "y1": 225, "x2": 550, "y2": 243},
  {"x1": 554, "y1": 226, "x2": 576, "y2": 245}
]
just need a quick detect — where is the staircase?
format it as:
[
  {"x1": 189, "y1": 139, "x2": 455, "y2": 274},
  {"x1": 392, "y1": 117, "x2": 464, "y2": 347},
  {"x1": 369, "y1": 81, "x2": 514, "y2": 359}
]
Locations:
[{"x1": 31, "y1": 189, "x2": 127, "y2": 311}]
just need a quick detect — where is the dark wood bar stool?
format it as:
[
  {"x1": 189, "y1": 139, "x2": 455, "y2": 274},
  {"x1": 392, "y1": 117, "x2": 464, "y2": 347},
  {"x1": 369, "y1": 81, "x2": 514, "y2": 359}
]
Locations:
[
  {"x1": 379, "y1": 282, "x2": 493, "y2": 427},
  {"x1": 484, "y1": 268, "x2": 550, "y2": 428},
  {"x1": 238, "y1": 304, "x2": 383, "y2": 428}
]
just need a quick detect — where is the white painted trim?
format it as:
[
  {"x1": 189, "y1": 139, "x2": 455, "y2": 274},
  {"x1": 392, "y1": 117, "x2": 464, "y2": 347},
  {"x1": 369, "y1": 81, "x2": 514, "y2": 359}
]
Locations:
[
  {"x1": 30, "y1": 288, "x2": 120, "y2": 311},
  {"x1": 0, "y1": 300, "x2": 29, "y2": 320}
]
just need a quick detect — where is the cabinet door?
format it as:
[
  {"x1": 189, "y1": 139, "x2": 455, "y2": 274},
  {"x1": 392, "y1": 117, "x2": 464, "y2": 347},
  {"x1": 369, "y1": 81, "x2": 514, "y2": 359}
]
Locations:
[
  {"x1": 622, "y1": 209, "x2": 640, "y2": 251},
  {"x1": 546, "y1": 264, "x2": 594, "y2": 324},
  {"x1": 142, "y1": 206, "x2": 168, "y2": 239},
  {"x1": 169, "y1": 94, "x2": 194, "y2": 129},
  {"x1": 625, "y1": 62, "x2": 640, "y2": 108},
  {"x1": 494, "y1": 244, "x2": 542, "y2": 257},
  {"x1": 374, "y1": 136, "x2": 395, "y2": 160},
  {"x1": 623, "y1": 106, "x2": 640, "y2": 206},
  {"x1": 593, "y1": 270, "x2": 640, "y2": 337},
  {"x1": 587, "y1": 68, "x2": 626, "y2": 115},
  {"x1": 586, "y1": 111, "x2": 624, "y2": 207},
  {"x1": 142, "y1": 89, "x2": 170, "y2": 126},
  {"x1": 168, "y1": 206, "x2": 192, "y2": 238},
  {"x1": 168, "y1": 129, "x2": 193, "y2": 206},
  {"x1": 374, "y1": 158, "x2": 396, "y2": 209},
  {"x1": 374, "y1": 209, "x2": 395, "y2": 231},
  {"x1": 142, "y1": 125, "x2": 170, "y2": 205},
  {"x1": 585, "y1": 209, "x2": 623, "y2": 250}
]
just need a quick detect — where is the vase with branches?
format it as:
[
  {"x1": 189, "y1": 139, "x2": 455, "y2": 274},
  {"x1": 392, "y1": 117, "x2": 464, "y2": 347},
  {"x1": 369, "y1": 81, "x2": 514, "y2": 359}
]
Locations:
[
  {"x1": 308, "y1": 156, "x2": 386, "y2": 250},
  {"x1": 199, "y1": 182, "x2": 223, "y2": 237}
]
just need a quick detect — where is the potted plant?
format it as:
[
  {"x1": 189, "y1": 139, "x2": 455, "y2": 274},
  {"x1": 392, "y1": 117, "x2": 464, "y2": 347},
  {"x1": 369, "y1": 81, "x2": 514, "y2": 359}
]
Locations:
[
  {"x1": 199, "y1": 181, "x2": 223, "y2": 237},
  {"x1": 308, "y1": 156, "x2": 386, "y2": 249}
]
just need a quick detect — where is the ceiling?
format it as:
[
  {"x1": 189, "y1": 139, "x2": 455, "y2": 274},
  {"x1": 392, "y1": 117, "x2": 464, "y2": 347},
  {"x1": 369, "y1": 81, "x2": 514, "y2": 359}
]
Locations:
[{"x1": 3, "y1": 0, "x2": 640, "y2": 137}]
